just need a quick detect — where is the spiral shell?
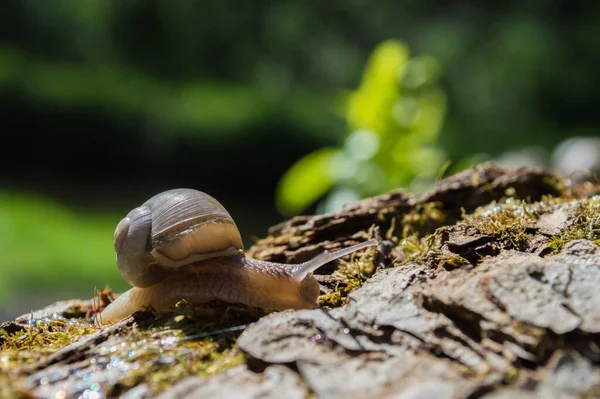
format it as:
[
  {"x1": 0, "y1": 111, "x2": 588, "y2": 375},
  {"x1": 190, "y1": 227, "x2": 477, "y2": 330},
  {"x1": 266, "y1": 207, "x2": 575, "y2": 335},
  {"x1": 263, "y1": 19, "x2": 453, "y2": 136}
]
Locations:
[{"x1": 114, "y1": 188, "x2": 244, "y2": 288}]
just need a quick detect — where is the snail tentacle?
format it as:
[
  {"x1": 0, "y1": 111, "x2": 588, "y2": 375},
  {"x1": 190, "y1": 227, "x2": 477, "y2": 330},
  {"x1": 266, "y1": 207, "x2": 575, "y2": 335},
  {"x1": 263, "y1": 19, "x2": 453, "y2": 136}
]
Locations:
[{"x1": 291, "y1": 238, "x2": 378, "y2": 282}]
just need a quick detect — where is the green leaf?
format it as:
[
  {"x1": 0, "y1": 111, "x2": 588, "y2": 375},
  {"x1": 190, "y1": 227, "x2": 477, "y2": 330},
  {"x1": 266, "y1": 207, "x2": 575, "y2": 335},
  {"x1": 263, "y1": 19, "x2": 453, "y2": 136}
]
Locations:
[
  {"x1": 276, "y1": 148, "x2": 338, "y2": 216},
  {"x1": 346, "y1": 39, "x2": 409, "y2": 134}
]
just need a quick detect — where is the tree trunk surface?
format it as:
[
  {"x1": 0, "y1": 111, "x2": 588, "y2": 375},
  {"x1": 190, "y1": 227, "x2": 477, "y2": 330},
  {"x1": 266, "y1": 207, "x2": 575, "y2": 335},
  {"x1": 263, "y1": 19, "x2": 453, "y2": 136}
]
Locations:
[{"x1": 2, "y1": 162, "x2": 600, "y2": 399}]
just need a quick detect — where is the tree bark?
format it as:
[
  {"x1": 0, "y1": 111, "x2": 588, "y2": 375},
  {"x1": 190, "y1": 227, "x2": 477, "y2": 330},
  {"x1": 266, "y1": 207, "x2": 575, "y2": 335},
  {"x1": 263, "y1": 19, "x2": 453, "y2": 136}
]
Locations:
[{"x1": 2, "y1": 162, "x2": 599, "y2": 399}]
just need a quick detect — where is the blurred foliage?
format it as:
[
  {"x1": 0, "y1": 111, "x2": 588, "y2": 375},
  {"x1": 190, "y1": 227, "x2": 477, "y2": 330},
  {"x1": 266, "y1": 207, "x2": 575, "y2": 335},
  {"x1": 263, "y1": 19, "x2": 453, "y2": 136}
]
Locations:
[
  {"x1": 0, "y1": 44, "x2": 337, "y2": 140},
  {"x1": 276, "y1": 40, "x2": 446, "y2": 215},
  {"x1": 3, "y1": 1, "x2": 598, "y2": 164},
  {"x1": 0, "y1": 193, "x2": 129, "y2": 305}
]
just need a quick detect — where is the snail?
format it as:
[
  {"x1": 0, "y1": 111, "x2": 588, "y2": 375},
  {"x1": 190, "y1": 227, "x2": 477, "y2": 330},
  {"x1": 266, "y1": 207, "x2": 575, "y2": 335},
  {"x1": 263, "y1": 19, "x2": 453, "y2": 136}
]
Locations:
[{"x1": 99, "y1": 188, "x2": 377, "y2": 324}]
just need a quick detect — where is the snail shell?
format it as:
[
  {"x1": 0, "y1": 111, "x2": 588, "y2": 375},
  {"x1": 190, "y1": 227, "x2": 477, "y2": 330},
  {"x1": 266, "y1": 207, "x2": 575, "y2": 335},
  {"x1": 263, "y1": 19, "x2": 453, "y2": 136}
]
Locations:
[{"x1": 113, "y1": 189, "x2": 243, "y2": 288}]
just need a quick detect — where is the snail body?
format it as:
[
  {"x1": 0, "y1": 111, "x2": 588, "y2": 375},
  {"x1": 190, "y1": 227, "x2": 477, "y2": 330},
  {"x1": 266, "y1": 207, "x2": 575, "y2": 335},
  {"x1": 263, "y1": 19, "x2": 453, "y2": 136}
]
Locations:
[{"x1": 100, "y1": 188, "x2": 377, "y2": 324}]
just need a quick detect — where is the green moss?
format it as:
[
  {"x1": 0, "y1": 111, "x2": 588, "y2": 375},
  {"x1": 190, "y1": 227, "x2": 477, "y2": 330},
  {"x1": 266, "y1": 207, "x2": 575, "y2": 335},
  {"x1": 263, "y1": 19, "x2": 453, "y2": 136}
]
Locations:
[
  {"x1": 103, "y1": 301, "x2": 265, "y2": 393},
  {"x1": 458, "y1": 194, "x2": 600, "y2": 256},
  {"x1": 0, "y1": 318, "x2": 98, "y2": 396},
  {"x1": 464, "y1": 198, "x2": 538, "y2": 250},
  {"x1": 108, "y1": 329, "x2": 245, "y2": 393},
  {"x1": 401, "y1": 201, "x2": 446, "y2": 237},
  {"x1": 318, "y1": 245, "x2": 378, "y2": 308},
  {"x1": 318, "y1": 291, "x2": 344, "y2": 308},
  {"x1": 395, "y1": 233, "x2": 470, "y2": 269},
  {"x1": 394, "y1": 232, "x2": 438, "y2": 266},
  {"x1": 502, "y1": 367, "x2": 520, "y2": 384},
  {"x1": 547, "y1": 195, "x2": 600, "y2": 253},
  {"x1": 547, "y1": 237, "x2": 564, "y2": 253},
  {"x1": 149, "y1": 344, "x2": 243, "y2": 389},
  {"x1": 1, "y1": 319, "x2": 97, "y2": 355},
  {"x1": 440, "y1": 253, "x2": 470, "y2": 269},
  {"x1": 0, "y1": 300, "x2": 267, "y2": 397},
  {"x1": 512, "y1": 321, "x2": 547, "y2": 342},
  {"x1": 393, "y1": 195, "x2": 586, "y2": 268}
]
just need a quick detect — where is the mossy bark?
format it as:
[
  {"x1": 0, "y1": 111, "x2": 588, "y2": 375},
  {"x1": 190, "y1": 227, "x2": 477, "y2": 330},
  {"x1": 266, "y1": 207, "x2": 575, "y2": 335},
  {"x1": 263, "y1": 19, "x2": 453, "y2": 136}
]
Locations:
[{"x1": 2, "y1": 162, "x2": 600, "y2": 398}]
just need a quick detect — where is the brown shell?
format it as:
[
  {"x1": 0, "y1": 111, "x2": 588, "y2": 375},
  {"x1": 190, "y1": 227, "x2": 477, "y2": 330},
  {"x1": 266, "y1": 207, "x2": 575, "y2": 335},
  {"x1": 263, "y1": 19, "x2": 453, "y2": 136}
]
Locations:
[
  {"x1": 114, "y1": 188, "x2": 244, "y2": 288},
  {"x1": 145, "y1": 188, "x2": 244, "y2": 265}
]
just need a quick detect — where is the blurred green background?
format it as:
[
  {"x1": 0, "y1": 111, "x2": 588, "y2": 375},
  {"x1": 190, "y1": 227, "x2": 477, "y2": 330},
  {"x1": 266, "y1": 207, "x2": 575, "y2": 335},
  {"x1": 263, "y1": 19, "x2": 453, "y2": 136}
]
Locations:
[{"x1": 1, "y1": 1, "x2": 599, "y2": 320}]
